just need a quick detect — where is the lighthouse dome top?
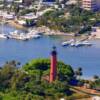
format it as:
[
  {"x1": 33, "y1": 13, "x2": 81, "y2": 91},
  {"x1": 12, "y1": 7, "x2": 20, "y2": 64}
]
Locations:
[{"x1": 51, "y1": 46, "x2": 57, "y2": 55}]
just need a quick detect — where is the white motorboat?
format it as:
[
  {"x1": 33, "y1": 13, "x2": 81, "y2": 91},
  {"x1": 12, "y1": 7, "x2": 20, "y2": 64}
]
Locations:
[
  {"x1": 9, "y1": 29, "x2": 42, "y2": 40},
  {"x1": 27, "y1": 29, "x2": 42, "y2": 39},
  {"x1": 16, "y1": 36, "x2": 28, "y2": 41},
  {"x1": 62, "y1": 41, "x2": 70, "y2": 46},
  {"x1": 70, "y1": 40, "x2": 83, "y2": 47},
  {"x1": 62, "y1": 39, "x2": 74, "y2": 46},
  {"x1": 9, "y1": 30, "x2": 19, "y2": 39},
  {"x1": 70, "y1": 42, "x2": 76, "y2": 47},
  {"x1": 82, "y1": 41, "x2": 92, "y2": 46},
  {"x1": 71, "y1": 41, "x2": 92, "y2": 47},
  {"x1": 62, "y1": 38, "x2": 93, "y2": 47},
  {"x1": 26, "y1": 33, "x2": 41, "y2": 39},
  {"x1": 75, "y1": 42, "x2": 83, "y2": 47},
  {"x1": 32, "y1": 34, "x2": 41, "y2": 39},
  {"x1": 9, "y1": 30, "x2": 28, "y2": 40},
  {"x1": 0, "y1": 34, "x2": 7, "y2": 39}
]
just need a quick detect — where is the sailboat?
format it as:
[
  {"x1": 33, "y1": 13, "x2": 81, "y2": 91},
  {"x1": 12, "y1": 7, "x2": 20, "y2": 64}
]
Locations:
[{"x1": 0, "y1": 11, "x2": 7, "y2": 39}]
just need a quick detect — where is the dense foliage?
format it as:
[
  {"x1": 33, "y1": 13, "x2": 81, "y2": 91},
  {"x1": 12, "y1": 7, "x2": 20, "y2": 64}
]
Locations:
[
  {"x1": 0, "y1": 59, "x2": 75, "y2": 100},
  {"x1": 37, "y1": 5, "x2": 100, "y2": 34},
  {"x1": 23, "y1": 58, "x2": 74, "y2": 81}
]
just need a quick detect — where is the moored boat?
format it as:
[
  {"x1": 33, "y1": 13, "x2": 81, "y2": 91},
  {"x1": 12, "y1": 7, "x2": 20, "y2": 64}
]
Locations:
[
  {"x1": 82, "y1": 41, "x2": 92, "y2": 46},
  {"x1": 62, "y1": 39, "x2": 74, "y2": 46},
  {"x1": 70, "y1": 42, "x2": 76, "y2": 47},
  {"x1": 0, "y1": 34, "x2": 7, "y2": 39},
  {"x1": 9, "y1": 29, "x2": 42, "y2": 40},
  {"x1": 27, "y1": 29, "x2": 42, "y2": 39},
  {"x1": 62, "y1": 39, "x2": 92, "y2": 47},
  {"x1": 9, "y1": 30, "x2": 28, "y2": 40}
]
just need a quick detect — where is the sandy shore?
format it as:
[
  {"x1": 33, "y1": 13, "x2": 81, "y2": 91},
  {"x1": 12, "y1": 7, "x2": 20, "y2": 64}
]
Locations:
[
  {"x1": 4, "y1": 20, "x2": 75, "y2": 36},
  {"x1": 7, "y1": 20, "x2": 28, "y2": 31},
  {"x1": 7, "y1": 21, "x2": 99, "y2": 40},
  {"x1": 7, "y1": 21, "x2": 74, "y2": 36},
  {"x1": 34, "y1": 26, "x2": 75, "y2": 36}
]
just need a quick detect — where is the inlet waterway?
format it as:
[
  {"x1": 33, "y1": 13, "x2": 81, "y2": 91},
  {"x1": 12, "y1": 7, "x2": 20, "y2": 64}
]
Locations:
[{"x1": 0, "y1": 24, "x2": 100, "y2": 79}]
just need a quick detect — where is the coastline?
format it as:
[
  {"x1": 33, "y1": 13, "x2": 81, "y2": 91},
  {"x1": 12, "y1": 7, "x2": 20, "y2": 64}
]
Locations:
[
  {"x1": 0, "y1": 24, "x2": 100, "y2": 79},
  {"x1": 7, "y1": 20, "x2": 28, "y2": 31},
  {"x1": 5, "y1": 21, "x2": 75, "y2": 36},
  {"x1": 4, "y1": 20, "x2": 100, "y2": 40},
  {"x1": 33, "y1": 26, "x2": 75, "y2": 36}
]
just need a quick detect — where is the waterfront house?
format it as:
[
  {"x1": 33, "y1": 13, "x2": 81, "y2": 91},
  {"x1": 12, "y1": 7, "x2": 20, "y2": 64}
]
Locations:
[
  {"x1": 82, "y1": 0, "x2": 100, "y2": 11},
  {"x1": 66, "y1": 0, "x2": 77, "y2": 5},
  {"x1": 21, "y1": 13, "x2": 38, "y2": 20},
  {"x1": 19, "y1": 13, "x2": 38, "y2": 26}
]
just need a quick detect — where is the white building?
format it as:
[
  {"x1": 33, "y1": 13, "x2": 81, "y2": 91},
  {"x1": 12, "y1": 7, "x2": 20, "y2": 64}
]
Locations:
[
  {"x1": 82, "y1": 0, "x2": 100, "y2": 11},
  {"x1": 66, "y1": 0, "x2": 77, "y2": 5}
]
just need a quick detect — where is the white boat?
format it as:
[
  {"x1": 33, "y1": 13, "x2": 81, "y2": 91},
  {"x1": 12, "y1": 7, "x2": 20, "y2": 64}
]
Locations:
[
  {"x1": 27, "y1": 29, "x2": 42, "y2": 39},
  {"x1": 15, "y1": 33, "x2": 27, "y2": 40},
  {"x1": 82, "y1": 41, "x2": 92, "y2": 46},
  {"x1": 9, "y1": 29, "x2": 42, "y2": 40},
  {"x1": 71, "y1": 41, "x2": 92, "y2": 47},
  {"x1": 26, "y1": 33, "x2": 41, "y2": 39},
  {"x1": 9, "y1": 30, "x2": 19, "y2": 39},
  {"x1": 9, "y1": 30, "x2": 28, "y2": 41},
  {"x1": 0, "y1": 34, "x2": 7, "y2": 39},
  {"x1": 75, "y1": 42, "x2": 83, "y2": 47},
  {"x1": 32, "y1": 34, "x2": 41, "y2": 39},
  {"x1": 62, "y1": 39, "x2": 74, "y2": 46},
  {"x1": 70, "y1": 42, "x2": 76, "y2": 47},
  {"x1": 16, "y1": 36, "x2": 28, "y2": 41}
]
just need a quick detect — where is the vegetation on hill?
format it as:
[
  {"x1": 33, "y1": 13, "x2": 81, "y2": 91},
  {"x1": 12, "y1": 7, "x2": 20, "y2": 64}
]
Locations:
[
  {"x1": 37, "y1": 5, "x2": 100, "y2": 34},
  {"x1": 0, "y1": 59, "x2": 75, "y2": 100},
  {"x1": 0, "y1": 59, "x2": 98, "y2": 100},
  {"x1": 0, "y1": 59, "x2": 99, "y2": 100},
  {"x1": 0, "y1": 0, "x2": 100, "y2": 34}
]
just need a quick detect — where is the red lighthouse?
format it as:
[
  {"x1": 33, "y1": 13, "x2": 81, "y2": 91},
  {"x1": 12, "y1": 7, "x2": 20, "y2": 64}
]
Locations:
[{"x1": 50, "y1": 46, "x2": 57, "y2": 83}]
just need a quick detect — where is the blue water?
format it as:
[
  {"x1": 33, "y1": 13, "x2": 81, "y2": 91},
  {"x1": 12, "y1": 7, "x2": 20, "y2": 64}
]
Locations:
[{"x1": 0, "y1": 25, "x2": 100, "y2": 79}]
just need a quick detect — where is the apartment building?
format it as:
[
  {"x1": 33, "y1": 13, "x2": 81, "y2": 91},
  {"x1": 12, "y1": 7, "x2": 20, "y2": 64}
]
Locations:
[
  {"x1": 82, "y1": 0, "x2": 100, "y2": 11},
  {"x1": 22, "y1": 0, "x2": 32, "y2": 6}
]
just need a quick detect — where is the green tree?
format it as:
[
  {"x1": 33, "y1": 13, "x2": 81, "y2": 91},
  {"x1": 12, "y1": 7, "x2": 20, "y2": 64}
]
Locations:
[
  {"x1": 75, "y1": 67, "x2": 83, "y2": 79},
  {"x1": 93, "y1": 75, "x2": 99, "y2": 81},
  {"x1": 0, "y1": 61, "x2": 16, "y2": 89},
  {"x1": 23, "y1": 58, "x2": 74, "y2": 83}
]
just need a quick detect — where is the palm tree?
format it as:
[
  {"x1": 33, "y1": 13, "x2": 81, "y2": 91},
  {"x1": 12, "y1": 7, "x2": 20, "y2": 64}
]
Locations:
[
  {"x1": 93, "y1": 75, "x2": 99, "y2": 81},
  {"x1": 5, "y1": 60, "x2": 21, "y2": 67},
  {"x1": 75, "y1": 67, "x2": 83, "y2": 79}
]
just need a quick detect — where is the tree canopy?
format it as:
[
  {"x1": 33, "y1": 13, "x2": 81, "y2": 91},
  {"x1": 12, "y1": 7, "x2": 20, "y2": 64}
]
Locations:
[
  {"x1": 0, "y1": 59, "x2": 75, "y2": 100},
  {"x1": 23, "y1": 58, "x2": 74, "y2": 81}
]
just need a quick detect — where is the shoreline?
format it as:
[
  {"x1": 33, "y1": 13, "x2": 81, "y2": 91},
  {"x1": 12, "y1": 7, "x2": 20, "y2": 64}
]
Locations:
[
  {"x1": 0, "y1": 27, "x2": 99, "y2": 78},
  {"x1": 7, "y1": 20, "x2": 28, "y2": 31},
  {"x1": 5, "y1": 21, "x2": 75, "y2": 36},
  {"x1": 3, "y1": 20, "x2": 100, "y2": 40}
]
